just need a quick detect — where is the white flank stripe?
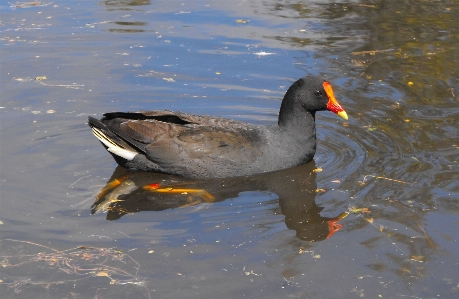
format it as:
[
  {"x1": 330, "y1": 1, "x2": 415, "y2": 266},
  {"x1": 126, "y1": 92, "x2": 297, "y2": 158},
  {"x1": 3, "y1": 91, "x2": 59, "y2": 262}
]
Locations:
[{"x1": 92, "y1": 127, "x2": 137, "y2": 160}]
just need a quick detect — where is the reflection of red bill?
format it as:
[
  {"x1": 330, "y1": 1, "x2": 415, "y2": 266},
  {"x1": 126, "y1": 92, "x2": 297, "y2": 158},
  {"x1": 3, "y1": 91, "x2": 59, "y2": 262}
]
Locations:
[
  {"x1": 324, "y1": 81, "x2": 348, "y2": 120},
  {"x1": 143, "y1": 183, "x2": 160, "y2": 190},
  {"x1": 326, "y1": 212, "x2": 349, "y2": 239}
]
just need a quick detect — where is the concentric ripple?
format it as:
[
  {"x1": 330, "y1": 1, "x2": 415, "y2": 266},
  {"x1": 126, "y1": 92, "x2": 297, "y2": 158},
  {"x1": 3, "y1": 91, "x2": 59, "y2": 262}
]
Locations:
[{"x1": 314, "y1": 117, "x2": 368, "y2": 188}]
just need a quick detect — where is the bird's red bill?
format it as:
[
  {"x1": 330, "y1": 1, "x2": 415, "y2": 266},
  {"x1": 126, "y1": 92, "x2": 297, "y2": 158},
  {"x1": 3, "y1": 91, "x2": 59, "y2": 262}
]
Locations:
[{"x1": 323, "y1": 81, "x2": 348, "y2": 120}]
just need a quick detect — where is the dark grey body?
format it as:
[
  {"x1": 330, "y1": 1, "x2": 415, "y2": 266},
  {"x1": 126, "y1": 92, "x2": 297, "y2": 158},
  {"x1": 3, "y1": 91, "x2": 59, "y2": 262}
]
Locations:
[{"x1": 88, "y1": 76, "x2": 336, "y2": 179}]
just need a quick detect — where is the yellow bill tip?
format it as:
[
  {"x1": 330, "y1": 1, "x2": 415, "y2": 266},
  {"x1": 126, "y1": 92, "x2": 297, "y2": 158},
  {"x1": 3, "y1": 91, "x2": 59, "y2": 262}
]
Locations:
[{"x1": 337, "y1": 110, "x2": 348, "y2": 120}]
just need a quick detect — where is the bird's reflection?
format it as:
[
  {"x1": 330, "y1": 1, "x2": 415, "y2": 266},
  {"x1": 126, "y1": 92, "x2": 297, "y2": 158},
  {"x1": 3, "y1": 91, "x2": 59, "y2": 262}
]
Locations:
[{"x1": 92, "y1": 162, "x2": 347, "y2": 242}]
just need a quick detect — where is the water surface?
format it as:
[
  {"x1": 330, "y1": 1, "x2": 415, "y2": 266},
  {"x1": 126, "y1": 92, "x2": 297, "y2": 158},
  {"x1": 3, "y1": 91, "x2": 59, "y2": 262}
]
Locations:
[{"x1": 1, "y1": 0, "x2": 458, "y2": 298}]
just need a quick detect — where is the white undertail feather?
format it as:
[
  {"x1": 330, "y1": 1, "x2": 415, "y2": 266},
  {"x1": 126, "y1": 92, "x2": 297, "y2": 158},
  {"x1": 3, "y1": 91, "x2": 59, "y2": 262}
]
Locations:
[{"x1": 91, "y1": 127, "x2": 137, "y2": 160}]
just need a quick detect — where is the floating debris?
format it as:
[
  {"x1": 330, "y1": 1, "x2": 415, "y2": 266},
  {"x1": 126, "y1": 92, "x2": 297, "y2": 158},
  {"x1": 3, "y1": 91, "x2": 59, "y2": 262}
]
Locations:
[
  {"x1": 410, "y1": 255, "x2": 425, "y2": 262},
  {"x1": 360, "y1": 174, "x2": 409, "y2": 185},
  {"x1": 0, "y1": 239, "x2": 150, "y2": 297},
  {"x1": 348, "y1": 206, "x2": 371, "y2": 214},
  {"x1": 10, "y1": 1, "x2": 52, "y2": 9},
  {"x1": 352, "y1": 48, "x2": 400, "y2": 56}
]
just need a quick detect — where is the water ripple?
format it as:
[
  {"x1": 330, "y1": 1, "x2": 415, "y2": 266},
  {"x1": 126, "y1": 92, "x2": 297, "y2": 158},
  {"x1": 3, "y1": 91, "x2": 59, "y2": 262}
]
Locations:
[{"x1": 314, "y1": 118, "x2": 367, "y2": 188}]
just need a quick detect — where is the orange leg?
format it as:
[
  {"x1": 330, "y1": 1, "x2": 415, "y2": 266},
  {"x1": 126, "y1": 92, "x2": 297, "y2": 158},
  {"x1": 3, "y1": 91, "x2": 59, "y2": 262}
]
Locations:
[
  {"x1": 143, "y1": 185, "x2": 215, "y2": 203},
  {"x1": 95, "y1": 175, "x2": 130, "y2": 200}
]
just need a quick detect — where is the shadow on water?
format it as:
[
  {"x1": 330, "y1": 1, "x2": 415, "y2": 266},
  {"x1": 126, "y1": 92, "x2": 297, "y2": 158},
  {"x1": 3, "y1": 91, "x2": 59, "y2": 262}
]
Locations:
[{"x1": 91, "y1": 163, "x2": 347, "y2": 242}]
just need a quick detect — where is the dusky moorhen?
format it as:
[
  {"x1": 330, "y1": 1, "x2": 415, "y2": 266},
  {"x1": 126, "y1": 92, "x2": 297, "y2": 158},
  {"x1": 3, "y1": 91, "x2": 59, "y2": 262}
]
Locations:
[{"x1": 88, "y1": 76, "x2": 348, "y2": 178}]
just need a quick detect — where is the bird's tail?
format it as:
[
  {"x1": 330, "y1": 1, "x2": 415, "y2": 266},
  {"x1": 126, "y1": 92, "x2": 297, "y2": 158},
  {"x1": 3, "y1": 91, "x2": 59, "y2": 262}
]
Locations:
[{"x1": 88, "y1": 116, "x2": 138, "y2": 161}]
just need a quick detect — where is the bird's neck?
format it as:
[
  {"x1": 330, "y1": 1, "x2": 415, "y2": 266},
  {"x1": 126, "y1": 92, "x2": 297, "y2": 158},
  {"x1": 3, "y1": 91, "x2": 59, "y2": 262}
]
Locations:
[
  {"x1": 278, "y1": 98, "x2": 316, "y2": 132},
  {"x1": 273, "y1": 99, "x2": 317, "y2": 165}
]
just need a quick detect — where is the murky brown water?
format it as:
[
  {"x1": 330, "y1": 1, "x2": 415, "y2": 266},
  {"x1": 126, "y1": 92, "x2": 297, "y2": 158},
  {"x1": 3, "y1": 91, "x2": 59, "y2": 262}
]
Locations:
[{"x1": 1, "y1": 0, "x2": 458, "y2": 298}]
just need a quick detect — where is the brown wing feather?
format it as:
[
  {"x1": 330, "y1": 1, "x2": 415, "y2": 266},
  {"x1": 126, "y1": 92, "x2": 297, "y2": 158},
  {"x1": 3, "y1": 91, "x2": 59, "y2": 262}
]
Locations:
[
  {"x1": 139, "y1": 110, "x2": 247, "y2": 128},
  {"x1": 120, "y1": 120, "x2": 173, "y2": 143},
  {"x1": 106, "y1": 110, "x2": 263, "y2": 170},
  {"x1": 145, "y1": 124, "x2": 262, "y2": 167}
]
